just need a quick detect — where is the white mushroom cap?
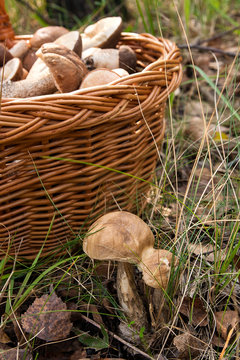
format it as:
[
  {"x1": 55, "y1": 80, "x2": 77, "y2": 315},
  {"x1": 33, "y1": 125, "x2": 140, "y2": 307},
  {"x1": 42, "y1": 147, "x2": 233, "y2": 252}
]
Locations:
[
  {"x1": 83, "y1": 211, "x2": 155, "y2": 262},
  {"x1": 81, "y1": 16, "x2": 122, "y2": 51}
]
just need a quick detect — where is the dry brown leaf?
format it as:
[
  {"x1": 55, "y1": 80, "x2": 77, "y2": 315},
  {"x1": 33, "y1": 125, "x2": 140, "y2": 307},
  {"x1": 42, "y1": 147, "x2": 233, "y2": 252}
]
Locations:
[
  {"x1": 0, "y1": 329, "x2": 11, "y2": 344},
  {"x1": 179, "y1": 296, "x2": 208, "y2": 326},
  {"x1": 215, "y1": 310, "x2": 239, "y2": 340},
  {"x1": 188, "y1": 243, "x2": 226, "y2": 262},
  {"x1": 0, "y1": 346, "x2": 32, "y2": 360},
  {"x1": 211, "y1": 334, "x2": 226, "y2": 348},
  {"x1": 21, "y1": 290, "x2": 72, "y2": 341},
  {"x1": 184, "y1": 116, "x2": 229, "y2": 144},
  {"x1": 173, "y1": 332, "x2": 207, "y2": 359}
]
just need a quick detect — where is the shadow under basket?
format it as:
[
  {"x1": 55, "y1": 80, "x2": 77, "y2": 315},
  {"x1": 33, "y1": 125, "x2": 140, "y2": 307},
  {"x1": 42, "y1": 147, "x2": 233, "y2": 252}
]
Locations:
[{"x1": 0, "y1": 32, "x2": 182, "y2": 259}]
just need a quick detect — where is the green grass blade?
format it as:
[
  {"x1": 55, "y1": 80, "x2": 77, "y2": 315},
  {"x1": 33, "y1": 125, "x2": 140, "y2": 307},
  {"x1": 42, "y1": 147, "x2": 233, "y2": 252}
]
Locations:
[{"x1": 193, "y1": 65, "x2": 240, "y2": 122}]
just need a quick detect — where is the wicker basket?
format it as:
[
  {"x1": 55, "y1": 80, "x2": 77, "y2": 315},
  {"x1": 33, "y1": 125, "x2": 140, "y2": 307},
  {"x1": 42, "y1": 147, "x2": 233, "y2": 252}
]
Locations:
[
  {"x1": 0, "y1": 25, "x2": 182, "y2": 258},
  {"x1": 0, "y1": 0, "x2": 14, "y2": 46}
]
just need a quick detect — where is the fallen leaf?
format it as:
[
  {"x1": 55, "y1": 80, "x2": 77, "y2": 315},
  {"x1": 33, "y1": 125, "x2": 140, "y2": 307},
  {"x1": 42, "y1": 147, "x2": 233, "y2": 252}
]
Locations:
[
  {"x1": 211, "y1": 334, "x2": 226, "y2": 348},
  {"x1": 0, "y1": 347, "x2": 32, "y2": 360},
  {"x1": 21, "y1": 290, "x2": 72, "y2": 342},
  {"x1": 179, "y1": 296, "x2": 208, "y2": 326},
  {"x1": 215, "y1": 310, "x2": 239, "y2": 340},
  {"x1": 184, "y1": 116, "x2": 229, "y2": 144},
  {"x1": 188, "y1": 243, "x2": 225, "y2": 262},
  {"x1": 0, "y1": 329, "x2": 11, "y2": 344},
  {"x1": 173, "y1": 332, "x2": 207, "y2": 359}
]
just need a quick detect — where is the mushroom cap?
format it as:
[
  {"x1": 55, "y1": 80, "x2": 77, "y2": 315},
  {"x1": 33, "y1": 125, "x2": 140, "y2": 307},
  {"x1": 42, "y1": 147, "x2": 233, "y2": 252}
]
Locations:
[
  {"x1": 83, "y1": 211, "x2": 155, "y2": 262},
  {"x1": 55, "y1": 31, "x2": 82, "y2": 57},
  {"x1": 140, "y1": 248, "x2": 178, "y2": 289},
  {"x1": 30, "y1": 26, "x2": 69, "y2": 50},
  {"x1": 112, "y1": 68, "x2": 129, "y2": 77},
  {"x1": 80, "y1": 68, "x2": 120, "y2": 89},
  {"x1": 119, "y1": 45, "x2": 137, "y2": 73},
  {"x1": 0, "y1": 57, "x2": 23, "y2": 81},
  {"x1": 36, "y1": 43, "x2": 87, "y2": 93},
  {"x1": 81, "y1": 16, "x2": 122, "y2": 51}
]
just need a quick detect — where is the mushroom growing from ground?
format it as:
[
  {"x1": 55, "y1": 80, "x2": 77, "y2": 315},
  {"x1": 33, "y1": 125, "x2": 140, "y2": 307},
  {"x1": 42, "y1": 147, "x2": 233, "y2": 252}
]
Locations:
[
  {"x1": 82, "y1": 45, "x2": 137, "y2": 73},
  {"x1": 81, "y1": 16, "x2": 122, "y2": 51},
  {"x1": 83, "y1": 211, "x2": 178, "y2": 340}
]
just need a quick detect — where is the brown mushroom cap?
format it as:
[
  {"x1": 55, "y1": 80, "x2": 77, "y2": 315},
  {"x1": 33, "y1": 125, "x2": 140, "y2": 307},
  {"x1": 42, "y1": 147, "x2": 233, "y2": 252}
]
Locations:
[
  {"x1": 36, "y1": 43, "x2": 88, "y2": 93},
  {"x1": 30, "y1": 26, "x2": 69, "y2": 50},
  {"x1": 140, "y1": 248, "x2": 178, "y2": 289},
  {"x1": 81, "y1": 16, "x2": 122, "y2": 50},
  {"x1": 83, "y1": 211, "x2": 155, "y2": 262},
  {"x1": 119, "y1": 45, "x2": 137, "y2": 73},
  {"x1": 80, "y1": 68, "x2": 120, "y2": 89}
]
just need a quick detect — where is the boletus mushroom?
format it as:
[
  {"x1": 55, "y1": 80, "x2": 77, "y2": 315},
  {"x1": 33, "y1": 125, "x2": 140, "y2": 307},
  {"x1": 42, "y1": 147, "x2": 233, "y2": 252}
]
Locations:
[
  {"x1": 83, "y1": 45, "x2": 136, "y2": 73},
  {"x1": 80, "y1": 68, "x2": 120, "y2": 89},
  {"x1": 83, "y1": 211, "x2": 179, "y2": 339},
  {"x1": 2, "y1": 43, "x2": 87, "y2": 98},
  {"x1": 81, "y1": 16, "x2": 122, "y2": 51},
  {"x1": 30, "y1": 26, "x2": 69, "y2": 50}
]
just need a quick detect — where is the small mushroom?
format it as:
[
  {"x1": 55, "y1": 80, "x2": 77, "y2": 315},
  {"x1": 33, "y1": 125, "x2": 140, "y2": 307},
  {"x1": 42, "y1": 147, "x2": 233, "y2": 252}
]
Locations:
[
  {"x1": 81, "y1": 16, "x2": 122, "y2": 51},
  {"x1": 0, "y1": 57, "x2": 23, "y2": 81},
  {"x1": 30, "y1": 26, "x2": 69, "y2": 50},
  {"x1": 83, "y1": 45, "x2": 136, "y2": 73},
  {"x1": 83, "y1": 211, "x2": 179, "y2": 338},
  {"x1": 80, "y1": 68, "x2": 120, "y2": 89}
]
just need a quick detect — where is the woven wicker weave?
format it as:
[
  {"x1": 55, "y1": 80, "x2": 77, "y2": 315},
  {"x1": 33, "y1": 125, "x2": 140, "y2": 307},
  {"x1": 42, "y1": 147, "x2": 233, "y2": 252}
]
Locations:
[
  {"x1": 0, "y1": 30, "x2": 182, "y2": 259},
  {"x1": 0, "y1": 0, "x2": 14, "y2": 45}
]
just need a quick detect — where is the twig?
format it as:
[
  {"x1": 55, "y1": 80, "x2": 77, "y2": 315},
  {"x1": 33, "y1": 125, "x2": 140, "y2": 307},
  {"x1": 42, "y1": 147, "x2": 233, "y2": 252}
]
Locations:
[
  {"x1": 80, "y1": 313, "x2": 154, "y2": 360},
  {"x1": 196, "y1": 25, "x2": 240, "y2": 45},
  {"x1": 177, "y1": 44, "x2": 239, "y2": 58},
  {"x1": 218, "y1": 325, "x2": 236, "y2": 360}
]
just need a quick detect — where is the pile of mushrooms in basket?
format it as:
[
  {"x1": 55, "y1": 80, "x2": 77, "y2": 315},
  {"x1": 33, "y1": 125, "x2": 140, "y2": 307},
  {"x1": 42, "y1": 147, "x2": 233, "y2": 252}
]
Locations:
[{"x1": 0, "y1": 16, "x2": 138, "y2": 98}]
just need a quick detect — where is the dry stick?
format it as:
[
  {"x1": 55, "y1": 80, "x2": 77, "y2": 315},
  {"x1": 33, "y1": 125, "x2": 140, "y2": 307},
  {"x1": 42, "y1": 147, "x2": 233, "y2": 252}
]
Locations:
[
  {"x1": 218, "y1": 325, "x2": 237, "y2": 360},
  {"x1": 196, "y1": 25, "x2": 240, "y2": 45},
  {"x1": 177, "y1": 44, "x2": 239, "y2": 58},
  {"x1": 80, "y1": 313, "x2": 154, "y2": 360}
]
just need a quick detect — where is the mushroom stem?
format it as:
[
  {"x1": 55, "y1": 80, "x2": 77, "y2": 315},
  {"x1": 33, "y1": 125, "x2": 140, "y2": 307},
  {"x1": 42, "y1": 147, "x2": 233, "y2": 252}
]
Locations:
[
  {"x1": 116, "y1": 262, "x2": 148, "y2": 342},
  {"x1": 2, "y1": 71, "x2": 56, "y2": 98}
]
